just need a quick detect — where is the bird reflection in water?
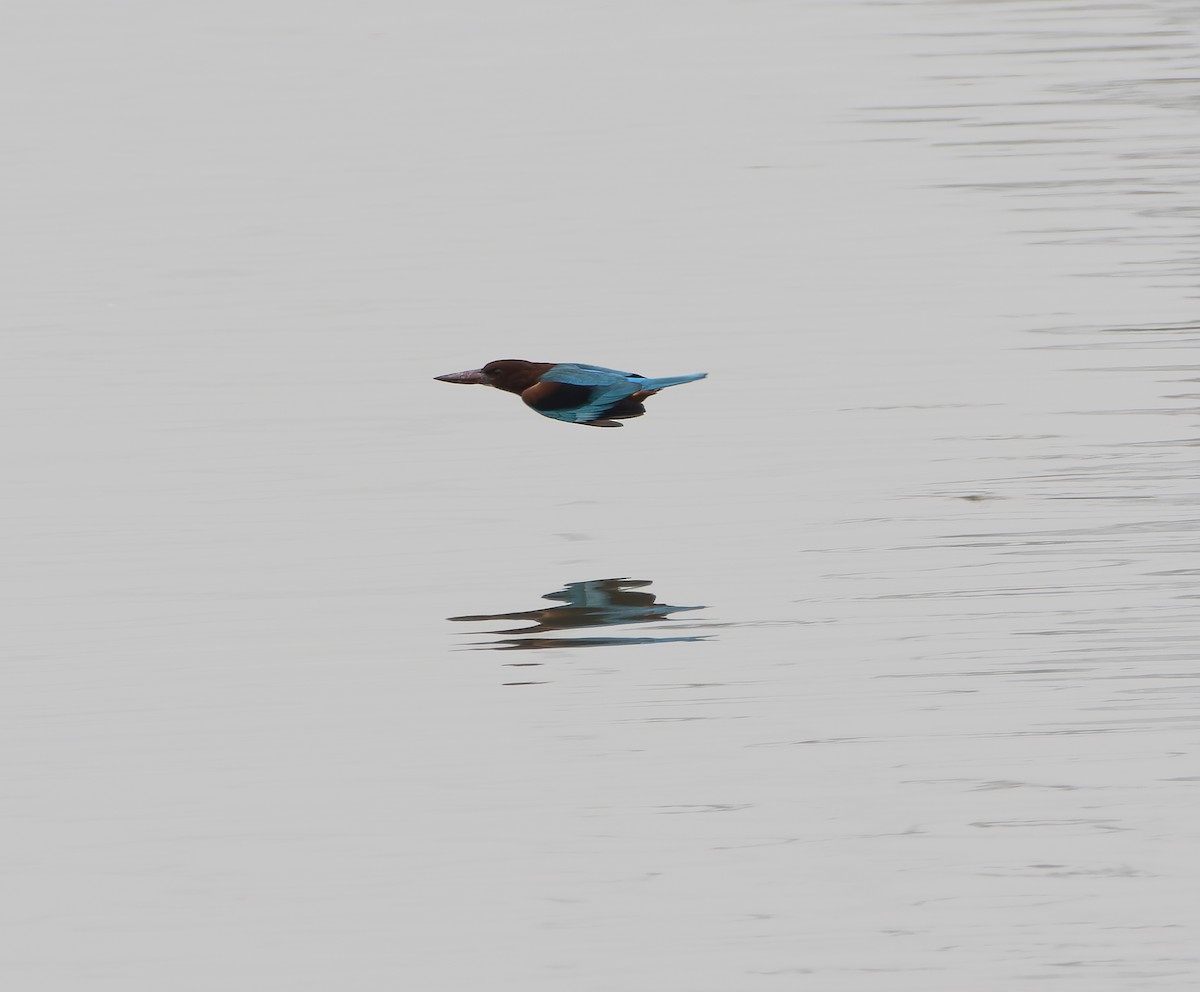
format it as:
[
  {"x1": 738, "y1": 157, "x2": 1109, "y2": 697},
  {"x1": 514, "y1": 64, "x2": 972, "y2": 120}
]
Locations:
[{"x1": 449, "y1": 577, "x2": 709, "y2": 650}]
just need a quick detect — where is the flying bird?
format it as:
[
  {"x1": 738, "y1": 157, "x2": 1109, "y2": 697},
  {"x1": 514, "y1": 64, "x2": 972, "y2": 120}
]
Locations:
[{"x1": 434, "y1": 360, "x2": 707, "y2": 427}]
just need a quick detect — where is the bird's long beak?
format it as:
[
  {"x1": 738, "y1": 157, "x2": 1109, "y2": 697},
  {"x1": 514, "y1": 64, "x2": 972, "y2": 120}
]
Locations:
[{"x1": 434, "y1": 368, "x2": 487, "y2": 384}]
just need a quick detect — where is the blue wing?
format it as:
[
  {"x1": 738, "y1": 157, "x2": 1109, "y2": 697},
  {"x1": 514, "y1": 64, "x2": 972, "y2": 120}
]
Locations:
[
  {"x1": 532, "y1": 364, "x2": 639, "y2": 424},
  {"x1": 534, "y1": 364, "x2": 707, "y2": 425}
]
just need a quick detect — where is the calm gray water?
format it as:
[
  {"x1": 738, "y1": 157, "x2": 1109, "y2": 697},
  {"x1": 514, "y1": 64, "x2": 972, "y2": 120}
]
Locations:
[{"x1": 7, "y1": 1, "x2": 1200, "y2": 988}]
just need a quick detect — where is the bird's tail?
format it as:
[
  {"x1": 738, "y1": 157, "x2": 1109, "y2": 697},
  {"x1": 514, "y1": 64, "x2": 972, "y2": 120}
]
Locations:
[{"x1": 633, "y1": 372, "x2": 707, "y2": 391}]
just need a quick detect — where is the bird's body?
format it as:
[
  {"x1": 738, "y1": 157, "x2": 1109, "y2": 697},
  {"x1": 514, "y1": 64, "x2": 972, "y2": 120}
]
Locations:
[{"x1": 435, "y1": 359, "x2": 707, "y2": 427}]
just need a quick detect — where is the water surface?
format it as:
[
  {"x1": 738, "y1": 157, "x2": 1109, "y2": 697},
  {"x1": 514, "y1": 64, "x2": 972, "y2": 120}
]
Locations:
[{"x1": 6, "y1": 1, "x2": 1200, "y2": 988}]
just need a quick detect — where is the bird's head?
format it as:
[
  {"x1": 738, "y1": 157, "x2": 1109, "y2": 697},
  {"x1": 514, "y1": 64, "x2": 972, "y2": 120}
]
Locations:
[{"x1": 434, "y1": 360, "x2": 548, "y2": 395}]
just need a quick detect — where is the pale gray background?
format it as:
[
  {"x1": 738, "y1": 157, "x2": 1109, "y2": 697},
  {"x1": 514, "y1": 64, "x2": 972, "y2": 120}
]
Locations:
[{"x1": 6, "y1": 1, "x2": 1200, "y2": 988}]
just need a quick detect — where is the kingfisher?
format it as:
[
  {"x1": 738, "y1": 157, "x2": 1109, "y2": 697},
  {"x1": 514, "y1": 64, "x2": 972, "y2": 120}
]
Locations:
[{"x1": 434, "y1": 359, "x2": 707, "y2": 427}]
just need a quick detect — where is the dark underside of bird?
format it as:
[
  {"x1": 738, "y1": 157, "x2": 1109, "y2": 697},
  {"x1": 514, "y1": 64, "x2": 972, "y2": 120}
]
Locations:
[{"x1": 435, "y1": 359, "x2": 707, "y2": 427}]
